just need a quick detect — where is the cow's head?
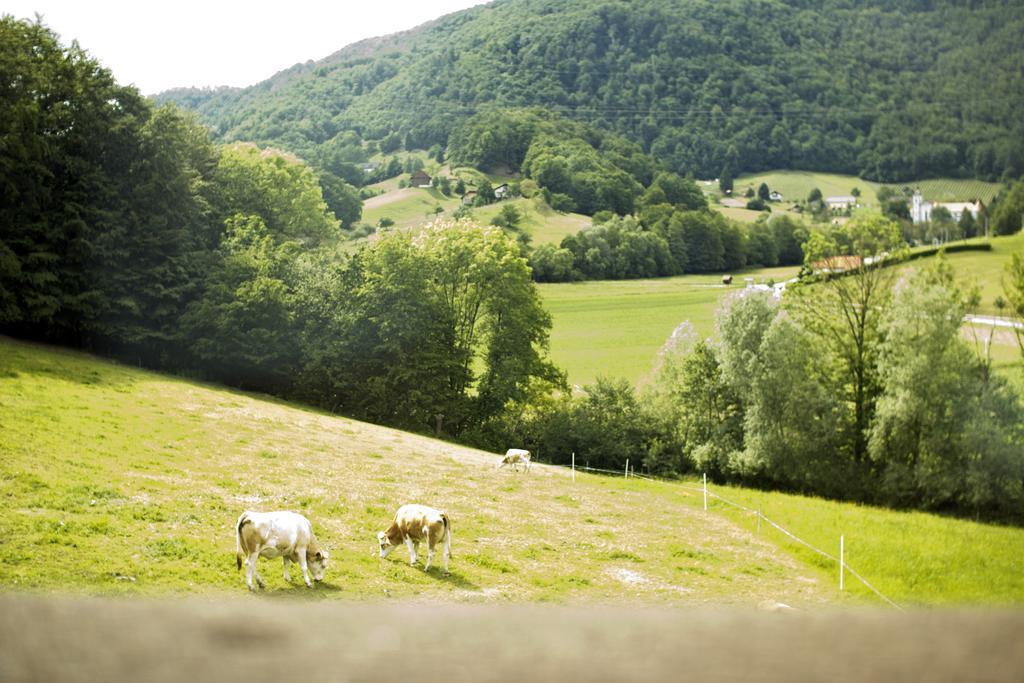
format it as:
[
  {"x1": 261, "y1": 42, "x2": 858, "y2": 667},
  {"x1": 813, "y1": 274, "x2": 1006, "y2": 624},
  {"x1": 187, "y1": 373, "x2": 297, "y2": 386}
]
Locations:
[
  {"x1": 309, "y1": 549, "x2": 329, "y2": 582},
  {"x1": 377, "y1": 531, "x2": 398, "y2": 558}
]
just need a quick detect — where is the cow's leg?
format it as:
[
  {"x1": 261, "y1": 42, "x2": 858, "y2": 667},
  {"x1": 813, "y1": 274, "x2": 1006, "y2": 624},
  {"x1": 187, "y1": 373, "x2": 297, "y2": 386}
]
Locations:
[
  {"x1": 248, "y1": 554, "x2": 265, "y2": 591},
  {"x1": 296, "y1": 546, "x2": 312, "y2": 587},
  {"x1": 425, "y1": 537, "x2": 435, "y2": 572},
  {"x1": 245, "y1": 555, "x2": 255, "y2": 592},
  {"x1": 405, "y1": 536, "x2": 418, "y2": 565},
  {"x1": 282, "y1": 556, "x2": 291, "y2": 583},
  {"x1": 442, "y1": 526, "x2": 451, "y2": 575}
]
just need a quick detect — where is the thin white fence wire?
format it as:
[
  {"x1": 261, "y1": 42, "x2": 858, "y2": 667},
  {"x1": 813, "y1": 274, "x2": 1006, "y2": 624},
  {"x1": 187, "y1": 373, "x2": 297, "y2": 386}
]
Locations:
[{"x1": 564, "y1": 463, "x2": 904, "y2": 611}]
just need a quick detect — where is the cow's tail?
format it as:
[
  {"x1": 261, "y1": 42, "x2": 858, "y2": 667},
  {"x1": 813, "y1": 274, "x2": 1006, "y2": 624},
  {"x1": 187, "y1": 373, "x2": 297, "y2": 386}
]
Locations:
[
  {"x1": 236, "y1": 512, "x2": 251, "y2": 570},
  {"x1": 440, "y1": 511, "x2": 452, "y2": 558}
]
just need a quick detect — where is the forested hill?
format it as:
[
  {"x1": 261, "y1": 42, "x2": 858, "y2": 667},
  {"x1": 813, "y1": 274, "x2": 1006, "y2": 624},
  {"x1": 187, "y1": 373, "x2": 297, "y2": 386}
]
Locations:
[{"x1": 158, "y1": 0, "x2": 1024, "y2": 183}]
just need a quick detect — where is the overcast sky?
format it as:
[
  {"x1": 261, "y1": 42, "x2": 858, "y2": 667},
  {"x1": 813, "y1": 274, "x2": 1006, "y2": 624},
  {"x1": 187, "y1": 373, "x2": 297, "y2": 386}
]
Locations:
[{"x1": 5, "y1": 1, "x2": 489, "y2": 95}]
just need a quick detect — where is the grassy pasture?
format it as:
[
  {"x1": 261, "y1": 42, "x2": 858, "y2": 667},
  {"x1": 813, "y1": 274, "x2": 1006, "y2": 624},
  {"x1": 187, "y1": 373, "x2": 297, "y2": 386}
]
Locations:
[
  {"x1": 361, "y1": 186, "x2": 461, "y2": 231},
  {"x1": 688, "y1": 481, "x2": 1024, "y2": 606},
  {"x1": 0, "y1": 337, "x2": 833, "y2": 606},
  {"x1": 927, "y1": 232, "x2": 1024, "y2": 313},
  {"x1": 733, "y1": 170, "x2": 1003, "y2": 207},
  {"x1": 539, "y1": 266, "x2": 800, "y2": 387},
  {"x1": 468, "y1": 197, "x2": 591, "y2": 245},
  {"x1": 1, "y1": 338, "x2": 1022, "y2": 607},
  {"x1": 734, "y1": 170, "x2": 880, "y2": 207}
]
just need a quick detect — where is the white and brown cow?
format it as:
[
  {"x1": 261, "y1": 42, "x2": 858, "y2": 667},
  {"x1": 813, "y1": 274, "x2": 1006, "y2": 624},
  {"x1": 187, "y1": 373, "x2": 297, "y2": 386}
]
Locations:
[
  {"x1": 235, "y1": 510, "x2": 328, "y2": 591},
  {"x1": 377, "y1": 504, "x2": 451, "y2": 575},
  {"x1": 497, "y1": 448, "x2": 531, "y2": 472}
]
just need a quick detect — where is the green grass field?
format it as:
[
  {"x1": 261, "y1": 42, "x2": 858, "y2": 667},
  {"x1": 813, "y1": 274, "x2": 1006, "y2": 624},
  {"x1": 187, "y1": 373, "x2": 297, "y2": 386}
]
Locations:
[
  {"x1": 733, "y1": 171, "x2": 880, "y2": 207},
  {"x1": 540, "y1": 266, "x2": 799, "y2": 387},
  {"x1": 469, "y1": 197, "x2": 591, "y2": 245},
  {"x1": 732, "y1": 170, "x2": 1003, "y2": 207},
  {"x1": 361, "y1": 186, "x2": 461, "y2": 231},
  {"x1": 929, "y1": 232, "x2": 1024, "y2": 312},
  {"x1": 692, "y1": 481, "x2": 1024, "y2": 606},
  {"x1": 0, "y1": 337, "x2": 833, "y2": 605},
  {"x1": 1, "y1": 337, "x2": 1022, "y2": 607},
  {"x1": 542, "y1": 233, "x2": 1024, "y2": 387}
]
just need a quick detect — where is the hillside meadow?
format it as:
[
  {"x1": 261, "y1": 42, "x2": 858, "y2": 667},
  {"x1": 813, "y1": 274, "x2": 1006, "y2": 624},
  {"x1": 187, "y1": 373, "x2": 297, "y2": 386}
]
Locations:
[
  {"x1": 2, "y1": 337, "x2": 1022, "y2": 607},
  {"x1": 731, "y1": 170, "x2": 1003, "y2": 206}
]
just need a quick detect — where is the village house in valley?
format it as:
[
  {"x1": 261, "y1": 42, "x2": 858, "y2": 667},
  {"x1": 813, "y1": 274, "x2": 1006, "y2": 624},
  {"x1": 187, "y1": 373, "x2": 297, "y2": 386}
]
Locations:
[
  {"x1": 910, "y1": 189, "x2": 981, "y2": 224},
  {"x1": 825, "y1": 195, "x2": 858, "y2": 210},
  {"x1": 410, "y1": 169, "x2": 432, "y2": 188}
]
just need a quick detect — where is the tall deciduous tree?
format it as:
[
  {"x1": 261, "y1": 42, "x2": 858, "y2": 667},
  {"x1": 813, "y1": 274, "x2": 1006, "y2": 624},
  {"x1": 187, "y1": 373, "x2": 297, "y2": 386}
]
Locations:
[
  {"x1": 789, "y1": 214, "x2": 908, "y2": 462},
  {"x1": 211, "y1": 143, "x2": 339, "y2": 244},
  {"x1": 870, "y1": 259, "x2": 1024, "y2": 514}
]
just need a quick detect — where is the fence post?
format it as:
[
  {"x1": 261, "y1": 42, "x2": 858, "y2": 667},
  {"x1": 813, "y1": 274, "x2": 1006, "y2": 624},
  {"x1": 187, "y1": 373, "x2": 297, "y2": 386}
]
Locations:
[
  {"x1": 624, "y1": 459, "x2": 629, "y2": 479},
  {"x1": 571, "y1": 452, "x2": 575, "y2": 482},
  {"x1": 840, "y1": 535, "x2": 845, "y2": 591},
  {"x1": 703, "y1": 473, "x2": 707, "y2": 511}
]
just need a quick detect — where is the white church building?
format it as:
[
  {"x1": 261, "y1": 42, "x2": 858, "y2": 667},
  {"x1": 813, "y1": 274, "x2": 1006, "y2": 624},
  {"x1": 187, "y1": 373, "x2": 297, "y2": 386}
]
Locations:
[{"x1": 910, "y1": 190, "x2": 981, "y2": 224}]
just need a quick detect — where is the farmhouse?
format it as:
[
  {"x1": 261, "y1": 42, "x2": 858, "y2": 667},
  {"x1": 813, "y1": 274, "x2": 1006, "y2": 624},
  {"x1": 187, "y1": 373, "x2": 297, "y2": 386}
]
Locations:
[
  {"x1": 910, "y1": 190, "x2": 981, "y2": 224},
  {"x1": 410, "y1": 169, "x2": 432, "y2": 188},
  {"x1": 769, "y1": 190, "x2": 783, "y2": 202},
  {"x1": 494, "y1": 183, "x2": 510, "y2": 200},
  {"x1": 825, "y1": 195, "x2": 857, "y2": 210},
  {"x1": 462, "y1": 191, "x2": 477, "y2": 206}
]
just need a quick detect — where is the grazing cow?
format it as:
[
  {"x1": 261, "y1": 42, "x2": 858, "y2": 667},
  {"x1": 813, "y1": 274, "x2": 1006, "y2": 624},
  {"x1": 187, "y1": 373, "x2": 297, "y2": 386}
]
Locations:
[
  {"x1": 377, "y1": 504, "x2": 451, "y2": 575},
  {"x1": 235, "y1": 510, "x2": 328, "y2": 592},
  {"x1": 498, "y1": 448, "x2": 531, "y2": 472}
]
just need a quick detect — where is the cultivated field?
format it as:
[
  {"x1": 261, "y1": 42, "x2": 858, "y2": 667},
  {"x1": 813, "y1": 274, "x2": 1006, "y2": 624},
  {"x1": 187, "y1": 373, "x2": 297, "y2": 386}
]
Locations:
[{"x1": 2, "y1": 338, "x2": 1023, "y2": 608}]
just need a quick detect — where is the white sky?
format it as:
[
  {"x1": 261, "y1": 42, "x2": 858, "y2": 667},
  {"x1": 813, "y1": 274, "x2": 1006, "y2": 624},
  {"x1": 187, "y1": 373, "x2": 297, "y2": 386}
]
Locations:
[{"x1": 5, "y1": 1, "x2": 489, "y2": 95}]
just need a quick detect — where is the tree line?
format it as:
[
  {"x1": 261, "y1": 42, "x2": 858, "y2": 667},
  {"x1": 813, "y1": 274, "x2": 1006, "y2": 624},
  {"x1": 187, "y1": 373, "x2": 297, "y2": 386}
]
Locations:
[
  {"x1": 0, "y1": 17, "x2": 560, "y2": 439},
  {"x1": 488, "y1": 216, "x2": 1024, "y2": 522}
]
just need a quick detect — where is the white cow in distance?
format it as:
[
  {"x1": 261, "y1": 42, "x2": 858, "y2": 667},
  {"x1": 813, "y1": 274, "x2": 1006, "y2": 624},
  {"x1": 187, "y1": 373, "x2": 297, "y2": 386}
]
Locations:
[
  {"x1": 235, "y1": 510, "x2": 328, "y2": 591},
  {"x1": 377, "y1": 504, "x2": 451, "y2": 575},
  {"x1": 498, "y1": 448, "x2": 531, "y2": 472}
]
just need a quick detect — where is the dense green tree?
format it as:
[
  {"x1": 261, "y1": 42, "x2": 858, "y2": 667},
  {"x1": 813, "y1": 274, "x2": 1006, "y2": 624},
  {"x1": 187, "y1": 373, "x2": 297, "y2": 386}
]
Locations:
[
  {"x1": 181, "y1": 214, "x2": 301, "y2": 392},
  {"x1": 718, "y1": 292, "x2": 846, "y2": 495},
  {"x1": 647, "y1": 336, "x2": 741, "y2": 477},
  {"x1": 1005, "y1": 251, "x2": 1024, "y2": 356},
  {"x1": 991, "y1": 180, "x2": 1024, "y2": 236},
  {"x1": 958, "y1": 208, "x2": 977, "y2": 238},
  {"x1": 475, "y1": 180, "x2": 496, "y2": 206},
  {"x1": 789, "y1": 214, "x2": 908, "y2": 463},
  {"x1": 758, "y1": 183, "x2": 771, "y2": 202},
  {"x1": 870, "y1": 259, "x2": 1024, "y2": 514},
  {"x1": 490, "y1": 204, "x2": 522, "y2": 230},
  {"x1": 528, "y1": 244, "x2": 576, "y2": 282},
  {"x1": 319, "y1": 172, "x2": 362, "y2": 228},
  {"x1": 210, "y1": 144, "x2": 339, "y2": 244}
]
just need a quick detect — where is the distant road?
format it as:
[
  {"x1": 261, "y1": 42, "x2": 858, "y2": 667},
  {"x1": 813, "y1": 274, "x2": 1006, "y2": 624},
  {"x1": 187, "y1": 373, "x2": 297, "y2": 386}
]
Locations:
[
  {"x1": 964, "y1": 315, "x2": 1024, "y2": 330},
  {"x1": 2, "y1": 596, "x2": 1023, "y2": 683}
]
